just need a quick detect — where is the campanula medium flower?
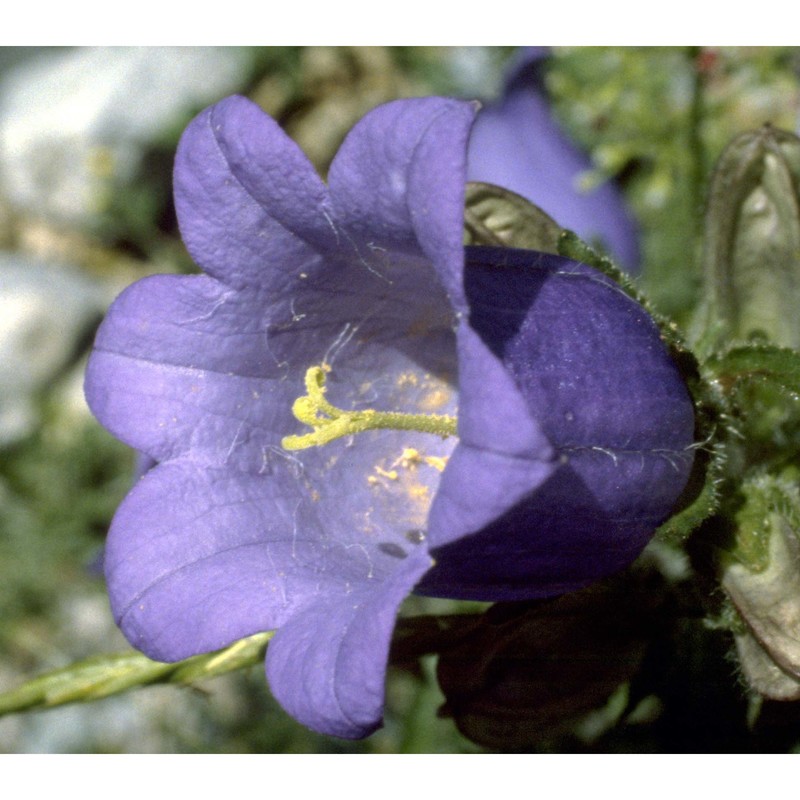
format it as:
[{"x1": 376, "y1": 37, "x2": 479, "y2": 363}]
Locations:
[
  {"x1": 85, "y1": 94, "x2": 694, "y2": 738},
  {"x1": 467, "y1": 47, "x2": 641, "y2": 272}
]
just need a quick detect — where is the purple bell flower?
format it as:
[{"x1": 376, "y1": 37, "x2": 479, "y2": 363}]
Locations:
[
  {"x1": 467, "y1": 47, "x2": 641, "y2": 272},
  {"x1": 85, "y1": 95, "x2": 694, "y2": 738}
]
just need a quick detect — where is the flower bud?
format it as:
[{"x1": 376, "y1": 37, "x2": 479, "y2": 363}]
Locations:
[
  {"x1": 700, "y1": 126, "x2": 800, "y2": 350},
  {"x1": 719, "y1": 475, "x2": 800, "y2": 699},
  {"x1": 436, "y1": 573, "x2": 661, "y2": 749}
]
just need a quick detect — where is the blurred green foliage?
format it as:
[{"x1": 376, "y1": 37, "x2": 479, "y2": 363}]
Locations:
[
  {"x1": 547, "y1": 47, "x2": 800, "y2": 322},
  {"x1": 0, "y1": 417, "x2": 129, "y2": 624}
]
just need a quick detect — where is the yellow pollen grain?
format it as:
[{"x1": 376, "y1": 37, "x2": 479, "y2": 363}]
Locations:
[
  {"x1": 418, "y1": 387, "x2": 450, "y2": 412},
  {"x1": 396, "y1": 372, "x2": 419, "y2": 388},
  {"x1": 391, "y1": 447, "x2": 422, "y2": 469},
  {"x1": 374, "y1": 466, "x2": 399, "y2": 481},
  {"x1": 408, "y1": 483, "x2": 429, "y2": 501},
  {"x1": 388, "y1": 448, "x2": 448, "y2": 474},
  {"x1": 424, "y1": 455, "x2": 448, "y2": 472}
]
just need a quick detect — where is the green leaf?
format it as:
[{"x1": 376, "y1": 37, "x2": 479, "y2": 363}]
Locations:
[
  {"x1": 705, "y1": 343, "x2": 800, "y2": 400},
  {"x1": 464, "y1": 182, "x2": 563, "y2": 253},
  {"x1": 0, "y1": 632, "x2": 272, "y2": 716}
]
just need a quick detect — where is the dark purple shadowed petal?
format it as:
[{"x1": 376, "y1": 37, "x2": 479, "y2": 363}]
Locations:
[
  {"x1": 422, "y1": 319, "x2": 557, "y2": 552},
  {"x1": 418, "y1": 247, "x2": 694, "y2": 599},
  {"x1": 467, "y1": 48, "x2": 641, "y2": 272}
]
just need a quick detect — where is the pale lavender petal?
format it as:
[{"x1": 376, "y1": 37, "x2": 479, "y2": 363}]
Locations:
[
  {"x1": 328, "y1": 96, "x2": 477, "y2": 307},
  {"x1": 105, "y1": 459, "x2": 432, "y2": 668},
  {"x1": 266, "y1": 547, "x2": 431, "y2": 739},
  {"x1": 85, "y1": 273, "x2": 292, "y2": 469},
  {"x1": 174, "y1": 95, "x2": 334, "y2": 290}
]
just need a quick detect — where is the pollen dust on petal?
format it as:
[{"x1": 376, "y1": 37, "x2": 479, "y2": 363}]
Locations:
[
  {"x1": 390, "y1": 447, "x2": 448, "y2": 473},
  {"x1": 396, "y1": 372, "x2": 419, "y2": 388},
  {"x1": 395, "y1": 371, "x2": 453, "y2": 414},
  {"x1": 419, "y1": 375, "x2": 453, "y2": 413},
  {"x1": 364, "y1": 446, "x2": 450, "y2": 533}
]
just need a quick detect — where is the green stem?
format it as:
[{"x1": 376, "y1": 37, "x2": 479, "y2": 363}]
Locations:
[
  {"x1": 687, "y1": 46, "x2": 708, "y2": 253},
  {"x1": 0, "y1": 633, "x2": 272, "y2": 716}
]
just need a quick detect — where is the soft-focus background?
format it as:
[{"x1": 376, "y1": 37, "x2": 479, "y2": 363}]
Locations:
[{"x1": 1, "y1": 46, "x2": 799, "y2": 754}]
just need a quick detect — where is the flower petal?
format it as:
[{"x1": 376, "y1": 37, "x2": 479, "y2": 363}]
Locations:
[
  {"x1": 85, "y1": 273, "x2": 302, "y2": 470},
  {"x1": 328, "y1": 97, "x2": 477, "y2": 308},
  {"x1": 90, "y1": 98, "x2": 471, "y2": 471},
  {"x1": 174, "y1": 95, "x2": 334, "y2": 290},
  {"x1": 419, "y1": 247, "x2": 694, "y2": 600},
  {"x1": 105, "y1": 460, "x2": 319, "y2": 660},
  {"x1": 104, "y1": 458, "x2": 433, "y2": 665},
  {"x1": 265, "y1": 546, "x2": 431, "y2": 739},
  {"x1": 423, "y1": 321, "x2": 556, "y2": 551},
  {"x1": 106, "y1": 455, "x2": 434, "y2": 738}
]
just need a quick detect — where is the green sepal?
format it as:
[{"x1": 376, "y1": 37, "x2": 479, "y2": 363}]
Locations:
[
  {"x1": 654, "y1": 444, "x2": 721, "y2": 547},
  {"x1": 0, "y1": 632, "x2": 272, "y2": 716},
  {"x1": 703, "y1": 343, "x2": 800, "y2": 470},
  {"x1": 717, "y1": 472, "x2": 800, "y2": 574},
  {"x1": 464, "y1": 182, "x2": 563, "y2": 253},
  {"x1": 557, "y1": 229, "x2": 629, "y2": 286}
]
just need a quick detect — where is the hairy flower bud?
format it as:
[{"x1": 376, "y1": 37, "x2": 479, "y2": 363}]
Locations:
[{"x1": 699, "y1": 126, "x2": 800, "y2": 351}]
